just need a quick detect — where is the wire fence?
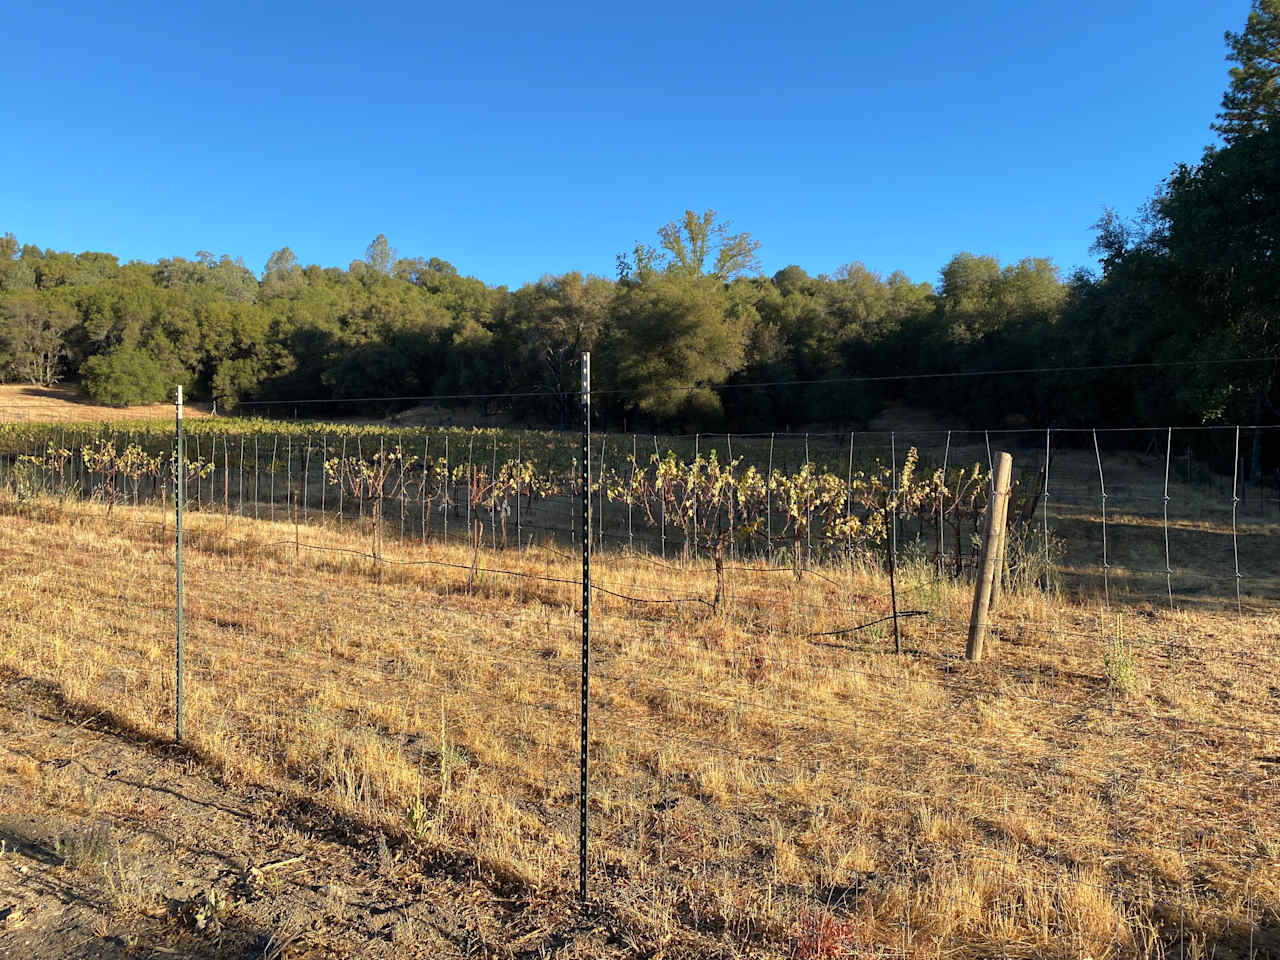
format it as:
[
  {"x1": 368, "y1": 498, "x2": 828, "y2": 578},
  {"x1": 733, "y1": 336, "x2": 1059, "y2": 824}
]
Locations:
[{"x1": 0, "y1": 384, "x2": 1276, "y2": 957}]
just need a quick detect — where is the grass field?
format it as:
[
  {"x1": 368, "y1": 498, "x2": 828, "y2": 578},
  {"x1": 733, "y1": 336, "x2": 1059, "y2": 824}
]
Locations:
[
  {"x1": 0, "y1": 488, "x2": 1276, "y2": 958},
  {"x1": 0, "y1": 384, "x2": 212, "y2": 423}
]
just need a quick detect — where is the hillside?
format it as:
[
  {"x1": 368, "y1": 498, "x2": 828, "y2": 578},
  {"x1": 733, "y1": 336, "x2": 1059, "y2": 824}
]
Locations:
[{"x1": 0, "y1": 384, "x2": 210, "y2": 424}]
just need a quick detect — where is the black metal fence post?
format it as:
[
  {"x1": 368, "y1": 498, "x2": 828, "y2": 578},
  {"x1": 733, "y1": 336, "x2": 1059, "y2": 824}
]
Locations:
[
  {"x1": 174, "y1": 386, "x2": 185, "y2": 743},
  {"x1": 579, "y1": 351, "x2": 591, "y2": 904}
]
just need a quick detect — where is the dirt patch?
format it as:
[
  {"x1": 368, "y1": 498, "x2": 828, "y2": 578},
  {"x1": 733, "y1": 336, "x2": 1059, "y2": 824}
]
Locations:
[{"x1": 0, "y1": 678, "x2": 626, "y2": 960}]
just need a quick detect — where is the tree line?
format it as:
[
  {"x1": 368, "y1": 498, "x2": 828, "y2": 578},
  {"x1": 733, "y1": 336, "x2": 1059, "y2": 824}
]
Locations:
[{"x1": 0, "y1": 3, "x2": 1275, "y2": 451}]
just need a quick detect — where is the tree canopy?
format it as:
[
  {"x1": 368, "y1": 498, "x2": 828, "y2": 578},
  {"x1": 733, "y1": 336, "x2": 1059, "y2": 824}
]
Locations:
[{"x1": 1214, "y1": 0, "x2": 1280, "y2": 142}]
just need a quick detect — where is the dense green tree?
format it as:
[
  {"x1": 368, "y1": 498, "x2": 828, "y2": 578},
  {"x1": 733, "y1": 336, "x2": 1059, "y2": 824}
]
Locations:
[
  {"x1": 261, "y1": 246, "x2": 304, "y2": 300},
  {"x1": 80, "y1": 344, "x2": 171, "y2": 405},
  {"x1": 608, "y1": 272, "x2": 747, "y2": 423},
  {"x1": 0, "y1": 292, "x2": 77, "y2": 384},
  {"x1": 1214, "y1": 0, "x2": 1280, "y2": 142},
  {"x1": 0, "y1": 234, "x2": 36, "y2": 294}
]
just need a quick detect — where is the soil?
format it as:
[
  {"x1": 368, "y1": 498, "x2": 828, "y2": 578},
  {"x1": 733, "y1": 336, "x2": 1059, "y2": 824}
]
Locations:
[{"x1": 0, "y1": 676, "x2": 628, "y2": 960}]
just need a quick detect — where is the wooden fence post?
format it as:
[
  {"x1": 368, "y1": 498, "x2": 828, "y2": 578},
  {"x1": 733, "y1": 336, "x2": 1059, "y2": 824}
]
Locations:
[
  {"x1": 989, "y1": 498, "x2": 1010, "y2": 610},
  {"x1": 967, "y1": 451, "x2": 1013, "y2": 662}
]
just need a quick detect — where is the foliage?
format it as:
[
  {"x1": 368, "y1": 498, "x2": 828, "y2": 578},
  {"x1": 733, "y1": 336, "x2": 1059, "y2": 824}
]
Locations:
[
  {"x1": 1213, "y1": 0, "x2": 1280, "y2": 143},
  {"x1": 80, "y1": 345, "x2": 171, "y2": 406},
  {"x1": 1104, "y1": 613, "x2": 1137, "y2": 697},
  {"x1": 325, "y1": 444, "x2": 417, "y2": 558}
]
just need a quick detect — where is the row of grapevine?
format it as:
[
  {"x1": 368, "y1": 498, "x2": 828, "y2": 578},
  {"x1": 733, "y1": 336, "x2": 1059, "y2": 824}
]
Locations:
[{"x1": 0, "y1": 426, "x2": 1057, "y2": 586}]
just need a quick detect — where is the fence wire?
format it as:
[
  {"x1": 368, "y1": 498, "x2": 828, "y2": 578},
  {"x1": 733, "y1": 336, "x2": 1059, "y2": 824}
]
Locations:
[{"x1": 0, "y1": 411, "x2": 1275, "y2": 958}]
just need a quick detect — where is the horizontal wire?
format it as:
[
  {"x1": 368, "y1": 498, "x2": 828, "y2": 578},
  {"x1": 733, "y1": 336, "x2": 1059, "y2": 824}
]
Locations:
[{"x1": 220, "y1": 355, "x2": 1280, "y2": 408}]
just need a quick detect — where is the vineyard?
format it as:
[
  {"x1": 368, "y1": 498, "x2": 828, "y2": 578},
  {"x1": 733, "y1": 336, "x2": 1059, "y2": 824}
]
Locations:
[
  {"x1": 4, "y1": 417, "x2": 1278, "y2": 599},
  {"x1": 0, "y1": 412, "x2": 1278, "y2": 958}
]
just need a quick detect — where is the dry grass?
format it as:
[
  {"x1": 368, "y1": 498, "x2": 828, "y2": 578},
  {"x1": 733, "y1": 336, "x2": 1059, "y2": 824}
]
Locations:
[
  {"x1": 0, "y1": 384, "x2": 211, "y2": 423},
  {"x1": 0, "y1": 494, "x2": 1276, "y2": 958}
]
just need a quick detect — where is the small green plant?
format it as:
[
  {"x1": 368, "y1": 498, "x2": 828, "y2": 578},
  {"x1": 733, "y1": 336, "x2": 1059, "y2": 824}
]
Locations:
[
  {"x1": 1104, "y1": 613, "x2": 1137, "y2": 696},
  {"x1": 405, "y1": 796, "x2": 430, "y2": 840},
  {"x1": 10, "y1": 460, "x2": 43, "y2": 503}
]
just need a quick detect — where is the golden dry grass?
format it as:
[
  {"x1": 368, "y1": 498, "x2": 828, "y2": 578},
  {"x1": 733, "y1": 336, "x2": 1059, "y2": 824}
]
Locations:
[
  {"x1": 0, "y1": 495, "x2": 1276, "y2": 958},
  {"x1": 0, "y1": 384, "x2": 211, "y2": 423}
]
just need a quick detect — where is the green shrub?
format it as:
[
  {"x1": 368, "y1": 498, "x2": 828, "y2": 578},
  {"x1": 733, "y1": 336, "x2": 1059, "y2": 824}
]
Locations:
[{"x1": 80, "y1": 346, "x2": 170, "y2": 406}]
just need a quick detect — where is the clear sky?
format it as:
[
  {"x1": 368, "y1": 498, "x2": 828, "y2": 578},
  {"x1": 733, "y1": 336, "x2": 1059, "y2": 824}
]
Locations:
[{"x1": 2, "y1": 0, "x2": 1235, "y2": 290}]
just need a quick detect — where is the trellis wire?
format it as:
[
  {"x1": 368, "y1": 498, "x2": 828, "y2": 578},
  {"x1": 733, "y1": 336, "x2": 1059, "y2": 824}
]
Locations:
[
  {"x1": 654, "y1": 435, "x2": 665, "y2": 561},
  {"x1": 286, "y1": 434, "x2": 292, "y2": 522},
  {"x1": 270, "y1": 434, "x2": 278, "y2": 522},
  {"x1": 254, "y1": 435, "x2": 260, "y2": 520},
  {"x1": 1043, "y1": 428, "x2": 1050, "y2": 593},
  {"x1": 804, "y1": 433, "x2": 812, "y2": 567},
  {"x1": 693, "y1": 432, "x2": 700, "y2": 560},
  {"x1": 1093, "y1": 429, "x2": 1110, "y2": 607},
  {"x1": 939, "y1": 430, "x2": 950, "y2": 580},
  {"x1": 1232, "y1": 426, "x2": 1244, "y2": 623},
  {"x1": 766, "y1": 432, "x2": 774, "y2": 565}
]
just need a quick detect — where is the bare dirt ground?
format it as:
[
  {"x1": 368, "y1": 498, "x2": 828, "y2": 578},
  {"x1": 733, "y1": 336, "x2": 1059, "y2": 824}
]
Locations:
[{"x1": 0, "y1": 676, "x2": 623, "y2": 960}]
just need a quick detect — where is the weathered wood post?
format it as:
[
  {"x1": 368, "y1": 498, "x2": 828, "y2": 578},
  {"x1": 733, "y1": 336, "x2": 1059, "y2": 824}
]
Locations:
[
  {"x1": 967, "y1": 451, "x2": 1013, "y2": 662},
  {"x1": 989, "y1": 496, "x2": 1010, "y2": 610}
]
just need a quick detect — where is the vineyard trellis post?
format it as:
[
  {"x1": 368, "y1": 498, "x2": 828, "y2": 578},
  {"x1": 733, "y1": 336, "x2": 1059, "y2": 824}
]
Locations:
[
  {"x1": 1093, "y1": 430, "x2": 1110, "y2": 607},
  {"x1": 889, "y1": 432, "x2": 900, "y2": 654},
  {"x1": 654, "y1": 435, "x2": 665, "y2": 561},
  {"x1": 302, "y1": 435, "x2": 310, "y2": 523},
  {"x1": 1042, "y1": 429, "x2": 1051, "y2": 592},
  {"x1": 578, "y1": 351, "x2": 591, "y2": 904},
  {"x1": 989, "y1": 458, "x2": 1009, "y2": 612},
  {"x1": 174, "y1": 386, "x2": 185, "y2": 743},
  {"x1": 967, "y1": 450, "x2": 1013, "y2": 662},
  {"x1": 692, "y1": 433, "x2": 699, "y2": 561},
  {"x1": 767, "y1": 432, "x2": 774, "y2": 564},
  {"x1": 270, "y1": 435, "x2": 278, "y2": 523},
  {"x1": 223, "y1": 436, "x2": 230, "y2": 527},
  {"x1": 253, "y1": 436, "x2": 260, "y2": 520},
  {"x1": 938, "y1": 431, "x2": 950, "y2": 579}
]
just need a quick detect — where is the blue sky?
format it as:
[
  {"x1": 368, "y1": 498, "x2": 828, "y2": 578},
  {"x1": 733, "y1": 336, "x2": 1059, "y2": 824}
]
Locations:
[{"x1": 2, "y1": 0, "x2": 1235, "y2": 290}]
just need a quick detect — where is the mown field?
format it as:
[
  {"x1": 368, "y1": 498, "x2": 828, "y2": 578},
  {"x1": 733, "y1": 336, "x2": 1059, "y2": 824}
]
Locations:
[{"x1": 0, "y1": 470, "x2": 1277, "y2": 957}]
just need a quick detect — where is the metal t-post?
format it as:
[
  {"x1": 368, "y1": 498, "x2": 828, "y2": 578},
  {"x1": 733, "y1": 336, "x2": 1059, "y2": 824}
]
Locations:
[
  {"x1": 579, "y1": 351, "x2": 591, "y2": 904},
  {"x1": 174, "y1": 386, "x2": 185, "y2": 742}
]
